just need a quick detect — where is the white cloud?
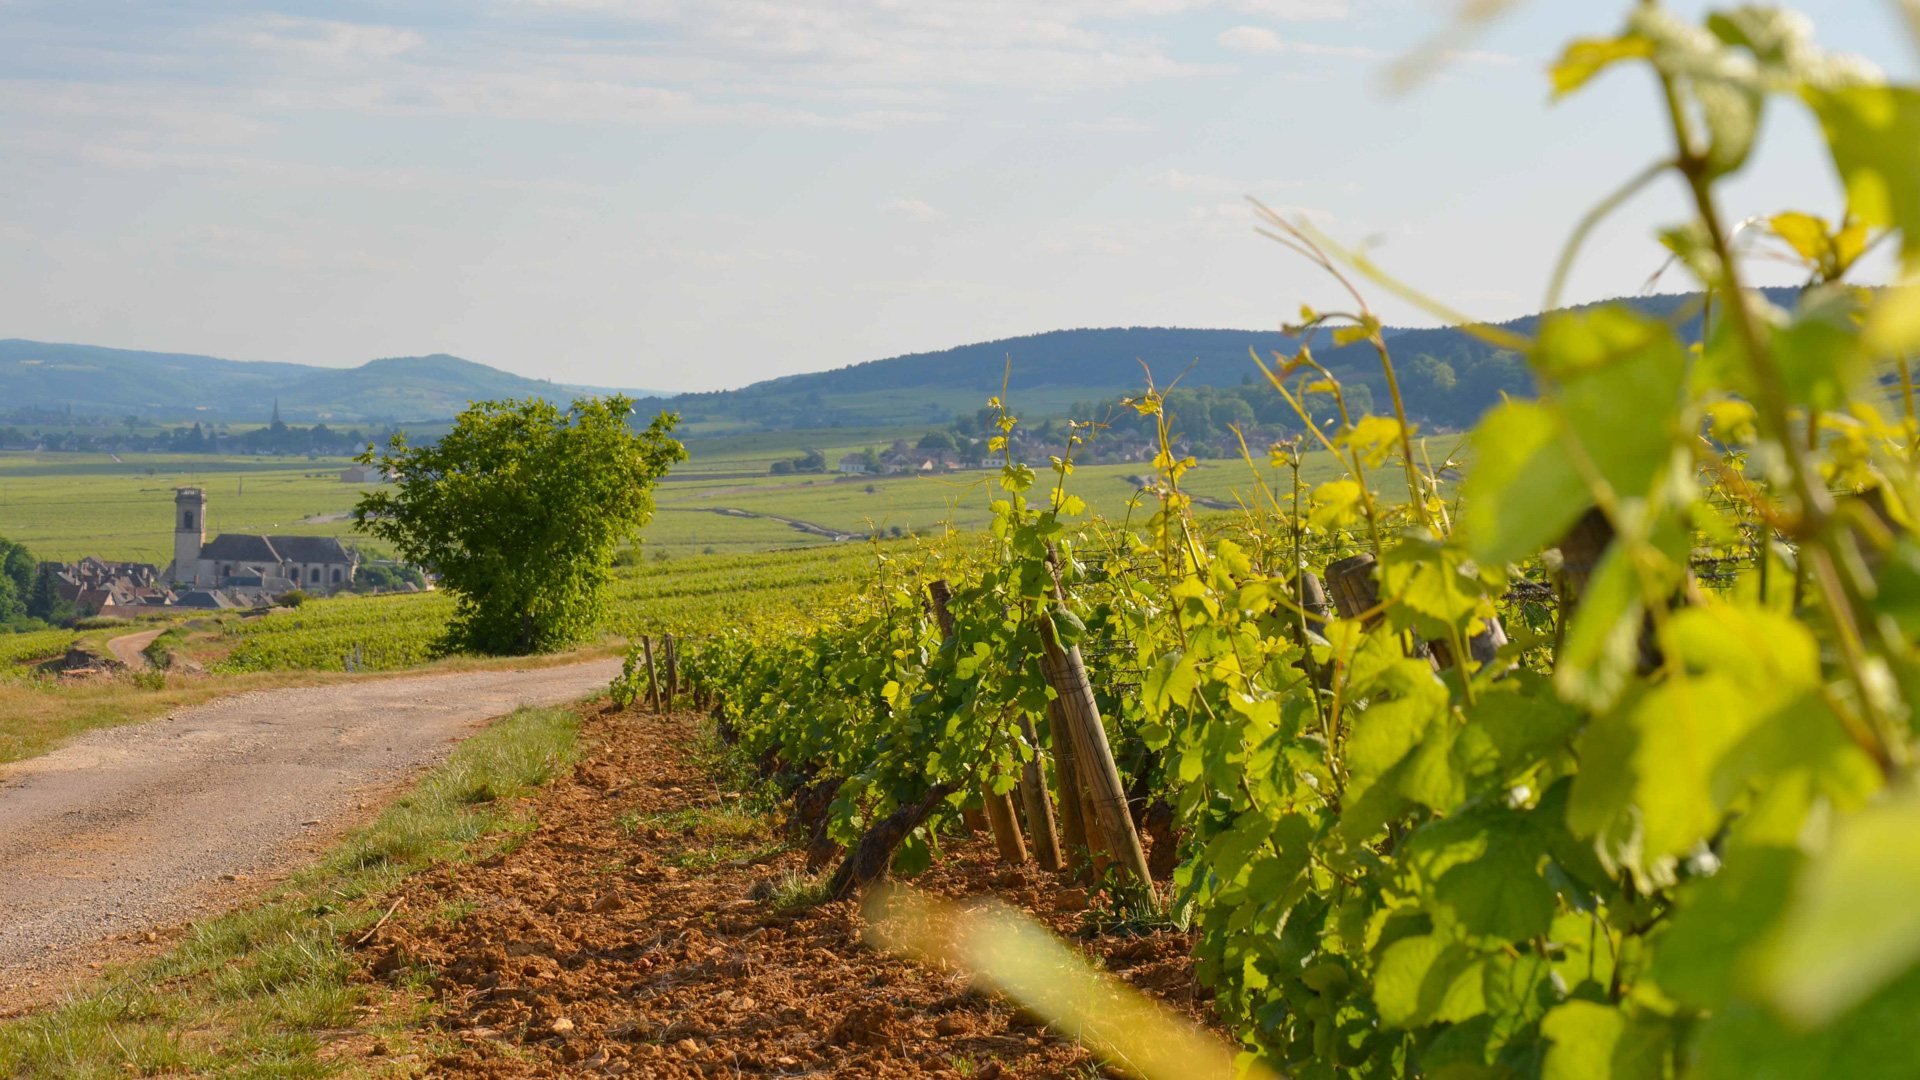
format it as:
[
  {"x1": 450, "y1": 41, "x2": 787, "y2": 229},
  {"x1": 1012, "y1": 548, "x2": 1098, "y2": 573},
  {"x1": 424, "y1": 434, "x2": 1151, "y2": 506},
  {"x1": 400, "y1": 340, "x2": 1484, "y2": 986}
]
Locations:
[
  {"x1": 1064, "y1": 116, "x2": 1155, "y2": 132},
  {"x1": 1150, "y1": 169, "x2": 1243, "y2": 193},
  {"x1": 1228, "y1": 0, "x2": 1349, "y2": 19},
  {"x1": 238, "y1": 18, "x2": 425, "y2": 64},
  {"x1": 1217, "y1": 25, "x2": 1381, "y2": 58},
  {"x1": 881, "y1": 198, "x2": 944, "y2": 221},
  {"x1": 1217, "y1": 26, "x2": 1286, "y2": 54}
]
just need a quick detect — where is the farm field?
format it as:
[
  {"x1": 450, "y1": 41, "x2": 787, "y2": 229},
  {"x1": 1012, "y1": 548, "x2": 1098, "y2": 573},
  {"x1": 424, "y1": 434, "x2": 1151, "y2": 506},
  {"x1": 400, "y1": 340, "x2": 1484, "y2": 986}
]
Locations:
[{"x1": 0, "y1": 423, "x2": 1406, "y2": 564}]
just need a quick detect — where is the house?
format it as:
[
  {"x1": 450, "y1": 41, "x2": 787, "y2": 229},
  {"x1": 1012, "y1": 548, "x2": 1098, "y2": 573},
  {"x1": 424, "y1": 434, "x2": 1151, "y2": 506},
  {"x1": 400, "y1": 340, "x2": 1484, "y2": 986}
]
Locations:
[
  {"x1": 837, "y1": 453, "x2": 872, "y2": 476},
  {"x1": 165, "y1": 488, "x2": 359, "y2": 594},
  {"x1": 171, "y1": 589, "x2": 240, "y2": 610},
  {"x1": 339, "y1": 465, "x2": 389, "y2": 483}
]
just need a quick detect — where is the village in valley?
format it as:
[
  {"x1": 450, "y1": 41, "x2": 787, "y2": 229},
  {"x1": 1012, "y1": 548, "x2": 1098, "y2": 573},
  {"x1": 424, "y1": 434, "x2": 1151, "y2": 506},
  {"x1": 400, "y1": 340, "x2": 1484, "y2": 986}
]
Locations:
[{"x1": 36, "y1": 480, "x2": 425, "y2": 618}]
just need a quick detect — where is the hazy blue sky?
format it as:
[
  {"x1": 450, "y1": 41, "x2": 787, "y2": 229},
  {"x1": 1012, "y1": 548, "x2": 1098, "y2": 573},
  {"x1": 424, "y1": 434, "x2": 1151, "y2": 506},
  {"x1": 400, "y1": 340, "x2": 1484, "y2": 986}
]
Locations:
[{"x1": 1, "y1": 1, "x2": 1913, "y2": 392}]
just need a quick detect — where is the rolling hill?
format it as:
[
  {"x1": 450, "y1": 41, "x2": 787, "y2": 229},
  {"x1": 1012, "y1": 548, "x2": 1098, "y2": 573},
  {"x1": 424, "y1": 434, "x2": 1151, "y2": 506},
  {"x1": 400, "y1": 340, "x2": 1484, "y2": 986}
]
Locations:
[
  {"x1": 659, "y1": 290, "x2": 1781, "y2": 432},
  {"x1": 6, "y1": 289, "x2": 1785, "y2": 433},
  {"x1": 0, "y1": 340, "x2": 665, "y2": 424}
]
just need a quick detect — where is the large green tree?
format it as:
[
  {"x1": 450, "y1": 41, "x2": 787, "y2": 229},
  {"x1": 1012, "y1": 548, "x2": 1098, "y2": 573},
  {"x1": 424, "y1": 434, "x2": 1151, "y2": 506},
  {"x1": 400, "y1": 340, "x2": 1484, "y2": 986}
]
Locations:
[
  {"x1": 352, "y1": 396, "x2": 685, "y2": 655},
  {"x1": 0, "y1": 537, "x2": 34, "y2": 626}
]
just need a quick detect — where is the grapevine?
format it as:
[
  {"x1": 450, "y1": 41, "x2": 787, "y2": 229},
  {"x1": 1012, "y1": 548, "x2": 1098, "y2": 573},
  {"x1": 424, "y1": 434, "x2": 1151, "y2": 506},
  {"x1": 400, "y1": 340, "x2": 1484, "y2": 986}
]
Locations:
[{"x1": 636, "y1": 7, "x2": 1920, "y2": 1078}]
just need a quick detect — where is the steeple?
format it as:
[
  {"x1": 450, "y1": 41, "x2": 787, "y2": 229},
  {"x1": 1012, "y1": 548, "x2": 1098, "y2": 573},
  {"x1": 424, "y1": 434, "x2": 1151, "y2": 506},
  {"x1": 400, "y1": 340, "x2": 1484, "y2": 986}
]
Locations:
[{"x1": 271, "y1": 398, "x2": 281, "y2": 425}]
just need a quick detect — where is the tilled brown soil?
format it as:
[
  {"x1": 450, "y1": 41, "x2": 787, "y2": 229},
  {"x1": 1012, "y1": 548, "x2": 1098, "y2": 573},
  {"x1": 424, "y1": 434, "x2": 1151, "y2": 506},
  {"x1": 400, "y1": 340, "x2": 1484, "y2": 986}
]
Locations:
[{"x1": 361, "y1": 707, "x2": 1213, "y2": 1079}]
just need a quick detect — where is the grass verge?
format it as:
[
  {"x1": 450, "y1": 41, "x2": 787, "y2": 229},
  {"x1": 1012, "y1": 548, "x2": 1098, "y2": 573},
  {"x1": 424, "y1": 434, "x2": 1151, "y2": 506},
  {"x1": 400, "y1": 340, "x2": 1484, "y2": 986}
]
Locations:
[{"x1": 0, "y1": 703, "x2": 586, "y2": 1079}]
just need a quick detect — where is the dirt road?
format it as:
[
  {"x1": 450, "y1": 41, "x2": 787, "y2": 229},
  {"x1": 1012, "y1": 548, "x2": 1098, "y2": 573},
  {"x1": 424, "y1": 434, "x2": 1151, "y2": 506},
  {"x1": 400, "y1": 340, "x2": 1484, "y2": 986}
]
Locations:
[
  {"x1": 0, "y1": 658, "x2": 621, "y2": 1005},
  {"x1": 105, "y1": 627, "x2": 165, "y2": 669}
]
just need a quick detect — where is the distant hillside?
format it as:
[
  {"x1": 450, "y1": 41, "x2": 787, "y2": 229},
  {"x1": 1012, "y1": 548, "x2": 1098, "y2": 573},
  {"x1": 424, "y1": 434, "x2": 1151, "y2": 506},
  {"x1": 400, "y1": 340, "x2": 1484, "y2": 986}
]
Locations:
[
  {"x1": 664, "y1": 290, "x2": 1792, "y2": 432},
  {"x1": 0, "y1": 340, "x2": 665, "y2": 424},
  {"x1": 8, "y1": 288, "x2": 1792, "y2": 434}
]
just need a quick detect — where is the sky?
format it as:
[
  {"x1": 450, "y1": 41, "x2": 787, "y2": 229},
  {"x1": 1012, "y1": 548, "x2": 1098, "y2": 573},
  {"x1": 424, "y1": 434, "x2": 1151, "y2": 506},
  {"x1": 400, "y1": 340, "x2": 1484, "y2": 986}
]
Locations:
[{"x1": 1, "y1": 1, "x2": 1915, "y2": 394}]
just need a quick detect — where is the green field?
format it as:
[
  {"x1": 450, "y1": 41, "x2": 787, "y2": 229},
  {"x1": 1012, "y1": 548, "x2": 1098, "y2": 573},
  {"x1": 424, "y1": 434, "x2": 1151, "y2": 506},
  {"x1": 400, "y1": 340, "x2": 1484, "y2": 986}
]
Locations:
[{"x1": 0, "y1": 423, "x2": 1406, "y2": 565}]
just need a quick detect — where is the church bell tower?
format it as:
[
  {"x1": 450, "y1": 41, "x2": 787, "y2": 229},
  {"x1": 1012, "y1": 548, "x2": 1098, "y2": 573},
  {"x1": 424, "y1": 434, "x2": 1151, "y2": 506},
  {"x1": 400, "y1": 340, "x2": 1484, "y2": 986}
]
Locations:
[{"x1": 173, "y1": 488, "x2": 205, "y2": 584}]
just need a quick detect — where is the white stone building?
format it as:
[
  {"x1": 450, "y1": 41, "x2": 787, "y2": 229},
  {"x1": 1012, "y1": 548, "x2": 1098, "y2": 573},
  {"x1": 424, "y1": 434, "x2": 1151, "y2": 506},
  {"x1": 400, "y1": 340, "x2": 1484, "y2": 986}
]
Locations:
[{"x1": 165, "y1": 488, "x2": 359, "y2": 594}]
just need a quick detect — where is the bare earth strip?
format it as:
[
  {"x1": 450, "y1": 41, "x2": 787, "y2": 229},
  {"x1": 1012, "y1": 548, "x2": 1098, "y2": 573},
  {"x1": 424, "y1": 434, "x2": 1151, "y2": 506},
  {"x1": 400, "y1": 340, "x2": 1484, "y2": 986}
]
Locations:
[
  {"x1": 0, "y1": 658, "x2": 621, "y2": 1005},
  {"x1": 105, "y1": 628, "x2": 164, "y2": 669}
]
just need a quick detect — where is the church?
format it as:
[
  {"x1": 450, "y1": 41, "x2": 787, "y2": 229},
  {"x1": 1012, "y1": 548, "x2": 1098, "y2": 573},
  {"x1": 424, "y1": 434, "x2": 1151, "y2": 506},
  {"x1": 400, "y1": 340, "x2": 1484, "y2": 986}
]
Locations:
[{"x1": 165, "y1": 488, "x2": 360, "y2": 594}]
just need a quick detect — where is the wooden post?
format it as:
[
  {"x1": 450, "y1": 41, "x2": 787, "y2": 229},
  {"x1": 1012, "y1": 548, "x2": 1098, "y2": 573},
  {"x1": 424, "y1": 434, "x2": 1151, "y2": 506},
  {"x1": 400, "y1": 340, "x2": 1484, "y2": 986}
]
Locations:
[
  {"x1": 1295, "y1": 570, "x2": 1333, "y2": 626},
  {"x1": 642, "y1": 635, "x2": 662, "y2": 712},
  {"x1": 1046, "y1": 696, "x2": 1089, "y2": 872},
  {"x1": 664, "y1": 634, "x2": 679, "y2": 711},
  {"x1": 982, "y1": 771, "x2": 1028, "y2": 864},
  {"x1": 1016, "y1": 713, "x2": 1063, "y2": 872},
  {"x1": 1557, "y1": 507, "x2": 1613, "y2": 604},
  {"x1": 929, "y1": 580, "x2": 1028, "y2": 864},
  {"x1": 1325, "y1": 553, "x2": 1382, "y2": 623},
  {"x1": 1328, "y1": 552, "x2": 1507, "y2": 674},
  {"x1": 1554, "y1": 507, "x2": 1666, "y2": 673},
  {"x1": 1039, "y1": 546, "x2": 1153, "y2": 893},
  {"x1": 1290, "y1": 570, "x2": 1333, "y2": 689}
]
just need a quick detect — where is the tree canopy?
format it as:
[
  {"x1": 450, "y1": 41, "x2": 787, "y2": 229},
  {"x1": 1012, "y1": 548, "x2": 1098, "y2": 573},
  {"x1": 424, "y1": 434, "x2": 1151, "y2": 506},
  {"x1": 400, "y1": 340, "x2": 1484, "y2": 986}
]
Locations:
[{"x1": 352, "y1": 396, "x2": 685, "y2": 655}]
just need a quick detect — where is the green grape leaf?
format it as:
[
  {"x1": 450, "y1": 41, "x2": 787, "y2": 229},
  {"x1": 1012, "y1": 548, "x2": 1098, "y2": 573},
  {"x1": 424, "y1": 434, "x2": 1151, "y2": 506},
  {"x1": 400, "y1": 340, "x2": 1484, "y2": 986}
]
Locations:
[
  {"x1": 1456, "y1": 678, "x2": 1583, "y2": 783},
  {"x1": 1553, "y1": 532, "x2": 1645, "y2": 712},
  {"x1": 1863, "y1": 274, "x2": 1920, "y2": 356},
  {"x1": 1761, "y1": 789, "x2": 1920, "y2": 1025},
  {"x1": 1867, "y1": 537, "x2": 1920, "y2": 638},
  {"x1": 1690, "y1": 964, "x2": 1920, "y2": 1080},
  {"x1": 1567, "y1": 674, "x2": 1768, "y2": 880},
  {"x1": 1770, "y1": 210, "x2": 1834, "y2": 264},
  {"x1": 1346, "y1": 695, "x2": 1441, "y2": 789},
  {"x1": 891, "y1": 830, "x2": 933, "y2": 877},
  {"x1": 1396, "y1": 716, "x2": 1466, "y2": 812},
  {"x1": 1381, "y1": 536, "x2": 1488, "y2": 627},
  {"x1": 1551, "y1": 35, "x2": 1653, "y2": 98},
  {"x1": 1203, "y1": 808, "x2": 1277, "y2": 887},
  {"x1": 1806, "y1": 84, "x2": 1920, "y2": 254},
  {"x1": 1666, "y1": 602, "x2": 1819, "y2": 688},
  {"x1": 1049, "y1": 607, "x2": 1087, "y2": 647},
  {"x1": 1540, "y1": 1001, "x2": 1671, "y2": 1080},
  {"x1": 1459, "y1": 400, "x2": 1586, "y2": 569},
  {"x1": 1539, "y1": 307, "x2": 1688, "y2": 505},
  {"x1": 1143, "y1": 648, "x2": 1197, "y2": 716},
  {"x1": 1650, "y1": 845, "x2": 1799, "y2": 1010},
  {"x1": 1711, "y1": 690, "x2": 1880, "y2": 815},
  {"x1": 1373, "y1": 934, "x2": 1487, "y2": 1029},
  {"x1": 1772, "y1": 286, "x2": 1872, "y2": 414},
  {"x1": 1436, "y1": 838, "x2": 1556, "y2": 943}
]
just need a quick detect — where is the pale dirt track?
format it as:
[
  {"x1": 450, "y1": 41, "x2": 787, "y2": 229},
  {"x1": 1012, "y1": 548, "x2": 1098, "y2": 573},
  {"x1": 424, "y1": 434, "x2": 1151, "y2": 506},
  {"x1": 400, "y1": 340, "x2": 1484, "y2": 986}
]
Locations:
[
  {"x1": 106, "y1": 628, "x2": 165, "y2": 669},
  {"x1": 0, "y1": 658, "x2": 621, "y2": 1009}
]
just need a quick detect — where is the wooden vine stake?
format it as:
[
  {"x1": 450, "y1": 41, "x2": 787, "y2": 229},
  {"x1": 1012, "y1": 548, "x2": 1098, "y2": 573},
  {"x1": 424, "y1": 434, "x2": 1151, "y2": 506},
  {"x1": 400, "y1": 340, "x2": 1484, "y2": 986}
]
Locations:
[
  {"x1": 1325, "y1": 554, "x2": 1384, "y2": 626},
  {"x1": 664, "y1": 634, "x2": 679, "y2": 712},
  {"x1": 1039, "y1": 546, "x2": 1153, "y2": 895},
  {"x1": 1554, "y1": 506, "x2": 1664, "y2": 673},
  {"x1": 1015, "y1": 712, "x2": 1064, "y2": 872},
  {"x1": 1327, "y1": 553, "x2": 1509, "y2": 676},
  {"x1": 929, "y1": 580, "x2": 1027, "y2": 865},
  {"x1": 641, "y1": 635, "x2": 662, "y2": 713},
  {"x1": 1046, "y1": 696, "x2": 1090, "y2": 872}
]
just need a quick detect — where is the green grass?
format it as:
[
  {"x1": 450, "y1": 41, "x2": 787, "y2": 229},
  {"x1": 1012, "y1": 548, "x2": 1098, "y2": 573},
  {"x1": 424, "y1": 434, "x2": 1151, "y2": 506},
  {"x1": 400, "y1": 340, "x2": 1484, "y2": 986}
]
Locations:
[{"x1": 0, "y1": 703, "x2": 584, "y2": 1079}]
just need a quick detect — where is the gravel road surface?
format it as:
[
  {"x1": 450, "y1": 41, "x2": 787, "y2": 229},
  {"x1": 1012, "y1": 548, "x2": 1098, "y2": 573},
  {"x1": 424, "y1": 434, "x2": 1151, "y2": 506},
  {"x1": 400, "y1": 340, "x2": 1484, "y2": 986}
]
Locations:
[{"x1": 0, "y1": 658, "x2": 621, "y2": 1006}]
